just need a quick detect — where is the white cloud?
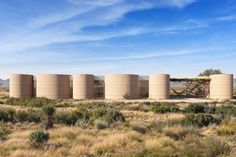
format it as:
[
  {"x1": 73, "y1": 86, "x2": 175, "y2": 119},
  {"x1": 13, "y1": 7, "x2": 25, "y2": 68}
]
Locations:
[{"x1": 0, "y1": 0, "x2": 198, "y2": 54}]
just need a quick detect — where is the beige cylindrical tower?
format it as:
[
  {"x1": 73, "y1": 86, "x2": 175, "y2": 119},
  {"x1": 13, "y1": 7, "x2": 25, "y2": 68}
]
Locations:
[
  {"x1": 210, "y1": 74, "x2": 233, "y2": 99},
  {"x1": 149, "y1": 74, "x2": 170, "y2": 99},
  {"x1": 36, "y1": 74, "x2": 71, "y2": 99},
  {"x1": 73, "y1": 74, "x2": 94, "y2": 99},
  {"x1": 105, "y1": 74, "x2": 139, "y2": 99},
  {"x1": 10, "y1": 74, "x2": 34, "y2": 98}
]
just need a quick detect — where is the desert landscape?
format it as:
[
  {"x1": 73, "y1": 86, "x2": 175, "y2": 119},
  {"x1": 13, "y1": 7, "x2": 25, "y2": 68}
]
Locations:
[{"x1": 1, "y1": 85, "x2": 236, "y2": 157}]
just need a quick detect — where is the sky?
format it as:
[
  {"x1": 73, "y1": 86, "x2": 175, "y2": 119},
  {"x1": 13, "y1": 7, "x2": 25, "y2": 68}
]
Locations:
[{"x1": 0, "y1": 0, "x2": 236, "y2": 79}]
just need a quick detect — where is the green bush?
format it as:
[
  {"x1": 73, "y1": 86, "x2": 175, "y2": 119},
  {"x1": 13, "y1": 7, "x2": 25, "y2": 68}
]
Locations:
[
  {"x1": 182, "y1": 114, "x2": 220, "y2": 127},
  {"x1": 185, "y1": 104, "x2": 216, "y2": 114},
  {"x1": 0, "y1": 100, "x2": 4, "y2": 104},
  {"x1": 55, "y1": 111, "x2": 76, "y2": 126},
  {"x1": 6, "y1": 98, "x2": 54, "y2": 107},
  {"x1": 72, "y1": 108, "x2": 90, "y2": 121},
  {"x1": 92, "y1": 109, "x2": 107, "y2": 119},
  {"x1": 150, "y1": 103, "x2": 179, "y2": 114},
  {"x1": 5, "y1": 108, "x2": 16, "y2": 122},
  {"x1": 103, "y1": 110, "x2": 125, "y2": 123},
  {"x1": 185, "y1": 104, "x2": 204, "y2": 113},
  {"x1": 29, "y1": 130, "x2": 49, "y2": 148},
  {"x1": 16, "y1": 109, "x2": 41, "y2": 123},
  {"x1": 0, "y1": 121, "x2": 11, "y2": 140},
  {"x1": 0, "y1": 110, "x2": 9, "y2": 122},
  {"x1": 216, "y1": 105, "x2": 236, "y2": 118}
]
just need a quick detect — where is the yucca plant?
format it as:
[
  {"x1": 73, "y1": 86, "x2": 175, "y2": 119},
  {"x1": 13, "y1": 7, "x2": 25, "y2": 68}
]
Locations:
[
  {"x1": 42, "y1": 105, "x2": 56, "y2": 129},
  {"x1": 29, "y1": 130, "x2": 49, "y2": 148}
]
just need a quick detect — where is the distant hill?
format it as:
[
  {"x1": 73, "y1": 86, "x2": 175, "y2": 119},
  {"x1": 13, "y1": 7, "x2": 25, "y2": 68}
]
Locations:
[{"x1": 0, "y1": 79, "x2": 9, "y2": 87}]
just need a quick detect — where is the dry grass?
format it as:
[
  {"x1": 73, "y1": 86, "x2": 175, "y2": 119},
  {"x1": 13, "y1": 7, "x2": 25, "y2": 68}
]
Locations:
[{"x1": 0, "y1": 99, "x2": 236, "y2": 156}]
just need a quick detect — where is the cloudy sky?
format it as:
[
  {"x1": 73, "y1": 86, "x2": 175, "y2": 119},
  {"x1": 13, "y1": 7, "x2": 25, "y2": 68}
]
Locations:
[{"x1": 0, "y1": 0, "x2": 236, "y2": 79}]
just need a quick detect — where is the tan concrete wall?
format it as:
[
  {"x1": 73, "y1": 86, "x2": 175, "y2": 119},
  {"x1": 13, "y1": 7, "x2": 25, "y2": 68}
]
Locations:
[
  {"x1": 73, "y1": 74, "x2": 94, "y2": 99},
  {"x1": 36, "y1": 74, "x2": 71, "y2": 99},
  {"x1": 105, "y1": 74, "x2": 139, "y2": 99},
  {"x1": 149, "y1": 74, "x2": 170, "y2": 99},
  {"x1": 10, "y1": 74, "x2": 34, "y2": 98},
  {"x1": 210, "y1": 74, "x2": 233, "y2": 99}
]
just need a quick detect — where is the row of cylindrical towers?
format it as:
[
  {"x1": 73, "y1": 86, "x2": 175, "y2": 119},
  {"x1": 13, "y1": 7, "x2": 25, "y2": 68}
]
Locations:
[{"x1": 10, "y1": 74, "x2": 234, "y2": 100}]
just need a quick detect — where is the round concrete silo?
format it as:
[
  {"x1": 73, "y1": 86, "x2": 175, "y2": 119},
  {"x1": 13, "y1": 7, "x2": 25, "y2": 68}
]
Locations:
[
  {"x1": 73, "y1": 74, "x2": 94, "y2": 99},
  {"x1": 105, "y1": 74, "x2": 139, "y2": 99},
  {"x1": 210, "y1": 74, "x2": 233, "y2": 99},
  {"x1": 36, "y1": 74, "x2": 71, "y2": 99},
  {"x1": 149, "y1": 74, "x2": 170, "y2": 99},
  {"x1": 10, "y1": 74, "x2": 34, "y2": 98}
]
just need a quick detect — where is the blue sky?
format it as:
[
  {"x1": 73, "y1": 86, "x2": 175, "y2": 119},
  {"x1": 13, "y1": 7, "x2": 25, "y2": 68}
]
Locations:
[{"x1": 0, "y1": 0, "x2": 236, "y2": 79}]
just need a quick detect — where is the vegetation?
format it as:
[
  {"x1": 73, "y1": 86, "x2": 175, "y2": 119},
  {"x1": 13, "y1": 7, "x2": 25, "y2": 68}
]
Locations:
[
  {"x1": 150, "y1": 103, "x2": 180, "y2": 114},
  {"x1": 182, "y1": 114, "x2": 220, "y2": 127},
  {"x1": 0, "y1": 122, "x2": 11, "y2": 141},
  {"x1": 42, "y1": 105, "x2": 56, "y2": 129},
  {"x1": 0, "y1": 96, "x2": 236, "y2": 156},
  {"x1": 185, "y1": 104, "x2": 216, "y2": 114},
  {"x1": 198, "y1": 69, "x2": 222, "y2": 76},
  {"x1": 6, "y1": 97, "x2": 54, "y2": 107},
  {"x1": 29, "y1": 130, "x2": 49, "y2": 148}
]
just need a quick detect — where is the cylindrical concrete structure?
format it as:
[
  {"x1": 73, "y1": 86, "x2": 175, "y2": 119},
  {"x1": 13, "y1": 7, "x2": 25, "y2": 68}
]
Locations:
[
  {"x1": 73, "y1": 74, "x2": 94, "y2": 99},
  {"x1": 149, "y1": 74, "x2": 170, "y2": 99},
  {"x1": 210, "y1": 74, "x2": 233, "y2": 99},
  {"x1": 105, "y1": 74, "x2": 139, "y2": 99},
  {"x1": 10, "y1": 74, "x2": 34, "y2": 98},
  {"x1": 36, "y1": 74, "x2": 71, "y2": 99}
]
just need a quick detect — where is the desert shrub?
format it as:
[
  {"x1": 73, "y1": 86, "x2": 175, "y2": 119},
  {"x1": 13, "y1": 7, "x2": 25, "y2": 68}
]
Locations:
[
  {"x1": 203, "y1": 105, "x2": 216, "y2": 114},
  {"x1": 16, "y1": 109, "x2": 41, "y2": 123},
  {"x1": 94, "y1": 119, "x2": 108, "y2": 129},
  {"x1": 216, "y1": 105, "x2": 236, "y2": 119},
  {"x1": 92, "y1": 109, "x2": 107, "y2": 119},
  {"x1": 5, "y1": 108, "x2": 16, "y2": 122},
  {"x1": 0, "y1": 110, "x2": 9, "y2": 122},
  {"x1": 0, "y1": 121, "x2": 11, "y2": 140},
  {"x1": 182, "y1": 114, "x2": 220, "y2": 127},
  {"x1": 217, "y1": 119, "x2": 236, "y2": 136},
  {"x1": 103, "y1": 110, "x2": 125, "y2": 123},
  {"x1": 163, "y1": 126, "x2": 199, "y2": 140},
  {"x1": 72, "y1": 108, "x2": 90, "y2": 121},
  {"x1": 132, "y1": 125, "x2": 146, "y2": 134},
  {"x1": 29, "y1": 130, "x2": 49, "y2": 148},
  {"x1": 180, "y1": 135, "x2": 230, "y2": 157},
  {"x1": 185, "y1": 104, "x2": 216, "y2": 114},
  {"x1": 150, "y1": 103, "x2": 179, "y2": 114},
  {"x1": 6, "y1": 97, "x2": 54, "y2": 107},
  {"x1": 76, "y1": 118, "x2": 89, "y2": 128},
  {"x1": 185, "y1": 104, "x2": 205, "y2": 113},
  {"x1": 55, "y1": 111, "x2": 76, "y2": 126},
  {"x1": 16, "y1": 110, "x2": 28, "y2": 122},
  {"x1": 27, "y1": 109, "x2": 42, "y2": 123}
]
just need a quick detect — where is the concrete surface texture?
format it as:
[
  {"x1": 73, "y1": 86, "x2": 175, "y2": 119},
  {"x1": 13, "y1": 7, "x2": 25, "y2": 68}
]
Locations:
[
  {"x1": 139, "y1": 79, "x2": 149, "y2": 98},
  {"x1": 10, "y1": 74, "x2": 34, "y2": 98},
  {"x1": 36, "y1": 74, "x2": 71, "y2": 99},
  {"x1": 105, "y1": 74, "x2": 139, "y2": 99},
  {"x1": 73, "y1": 74, "x2": 94, "y2": 99},
  {"x1": 210, "y1": 74, "x2": 233, "y2": 99},
  {"x1": 149, "y1": 74, "x2": 170, "y2": 99}
]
